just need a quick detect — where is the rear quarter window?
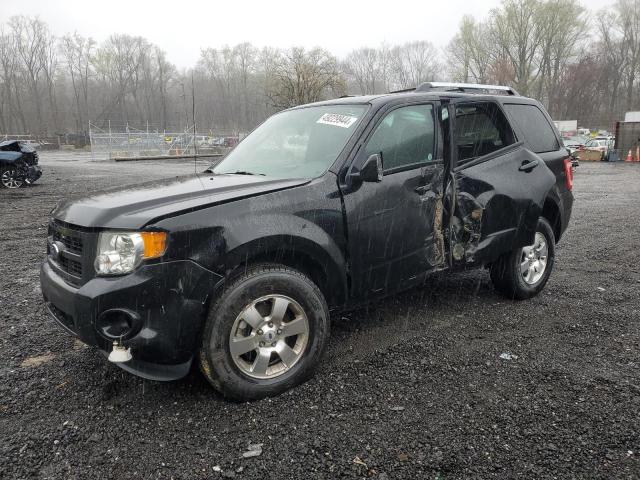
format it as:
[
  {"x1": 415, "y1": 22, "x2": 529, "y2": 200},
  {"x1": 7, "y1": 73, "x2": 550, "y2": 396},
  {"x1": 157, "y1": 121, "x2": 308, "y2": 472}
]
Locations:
[{"x1": 504, "y1": 104, "x2": 559, "y2": 154}]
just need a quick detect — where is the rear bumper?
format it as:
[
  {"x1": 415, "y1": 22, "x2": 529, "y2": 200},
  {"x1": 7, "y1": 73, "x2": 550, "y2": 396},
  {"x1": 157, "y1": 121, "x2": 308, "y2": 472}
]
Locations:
[
  {"x1": 40, "y1": 259, "x2": 222, "y2": 381},
  {"x1": 558, "y1": 189, "x2": 574, "y2": 241}
]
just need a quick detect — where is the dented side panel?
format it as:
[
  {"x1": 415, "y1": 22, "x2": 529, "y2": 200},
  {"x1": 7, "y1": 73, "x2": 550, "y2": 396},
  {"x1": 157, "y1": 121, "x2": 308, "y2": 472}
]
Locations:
[
  {"x1": 450, "y1": 147, "x2": 556, "y2": 266},
  {"x1": 341, "y1": 162, "x2": 446, "y2": 299}
]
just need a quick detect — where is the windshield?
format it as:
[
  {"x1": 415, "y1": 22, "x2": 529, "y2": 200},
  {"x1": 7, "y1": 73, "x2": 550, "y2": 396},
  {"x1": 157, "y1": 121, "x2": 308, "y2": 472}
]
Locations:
[{"x1": 213, "y1": 105, "x2": 368, "y2": 179}]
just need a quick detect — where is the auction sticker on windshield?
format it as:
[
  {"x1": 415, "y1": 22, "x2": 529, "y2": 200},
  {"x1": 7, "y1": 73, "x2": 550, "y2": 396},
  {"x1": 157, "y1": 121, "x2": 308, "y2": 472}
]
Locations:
[{"x1": 317, "y1": 113, "x2": 359, "y2": 128}]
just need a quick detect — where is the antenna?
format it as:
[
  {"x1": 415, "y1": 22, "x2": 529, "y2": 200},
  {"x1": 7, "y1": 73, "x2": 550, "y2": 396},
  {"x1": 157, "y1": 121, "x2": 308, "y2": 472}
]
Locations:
[{"x1": 192, "y1": 71, "x2": 197, "y2": 174}]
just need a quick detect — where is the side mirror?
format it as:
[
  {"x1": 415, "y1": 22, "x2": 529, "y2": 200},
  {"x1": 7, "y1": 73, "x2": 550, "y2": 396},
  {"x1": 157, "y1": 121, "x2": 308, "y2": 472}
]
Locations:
[
  {"x1": 361, "y1": 153, "x2": 383, "y2": 182},
  {"x1": 349, "y1": 153, "x2": 383, "y2": 186}
]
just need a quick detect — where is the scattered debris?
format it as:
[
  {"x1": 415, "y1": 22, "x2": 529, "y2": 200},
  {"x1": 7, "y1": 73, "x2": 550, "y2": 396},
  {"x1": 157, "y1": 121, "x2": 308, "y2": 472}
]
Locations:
[
  {"x1": 55, "y1": 380, "x2": 69, "y2": 390},
  {"x1": 499, "y1": 353, "x2": 518, "y2": 361},
  {"x1": 352, "y1": 456, "x2": 367, "y2": 467},
  {"x1": 20, "y1": 353, "x2": 55, "y2": 368},
  {"x1": 242, "y1": 443, "x2": 263, "y2": 458},
  {"x1": 389, "y1": 406, "x2": 405, "y2": 411},
  {"x1": 597, "y1": 287, "x2": 606, "y2": 292},
  {"x1": 398, "y1": 453, "x2": 409, "y2": 462},
  {"x1": 212, "y1": 465, "x2": 222, "y2": 472}
]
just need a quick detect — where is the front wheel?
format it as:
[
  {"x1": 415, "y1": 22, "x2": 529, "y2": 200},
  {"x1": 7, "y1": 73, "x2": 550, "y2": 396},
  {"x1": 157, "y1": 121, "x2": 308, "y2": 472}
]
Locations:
[
  {"x1": 490, "y1": 217, "x2": 555, "y2": 300},
  {"x1": 199, "y1": 264, "x2": 330, "y2": 401},
  {"x1": 0, "y1": 168, "x2": 24, "y2": 189}
]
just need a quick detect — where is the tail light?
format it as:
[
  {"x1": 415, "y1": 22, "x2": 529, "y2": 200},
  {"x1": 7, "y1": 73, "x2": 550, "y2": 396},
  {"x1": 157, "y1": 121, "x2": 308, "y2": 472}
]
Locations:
[{"x1": 563, "y1": 157, "x2": 573, "y2": 191}]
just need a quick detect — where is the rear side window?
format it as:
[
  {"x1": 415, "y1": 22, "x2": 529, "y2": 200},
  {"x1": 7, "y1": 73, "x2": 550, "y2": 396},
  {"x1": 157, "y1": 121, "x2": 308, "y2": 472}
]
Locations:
[
  {"x1": 504, "y1": 104, "x2": 559, "y2": 153},
  {"x1": 454, "y1": 102, "x2": 515, "y2": 163},
  {"x1": 364, "y1": 104, "x2": 435, "y2": 171}
]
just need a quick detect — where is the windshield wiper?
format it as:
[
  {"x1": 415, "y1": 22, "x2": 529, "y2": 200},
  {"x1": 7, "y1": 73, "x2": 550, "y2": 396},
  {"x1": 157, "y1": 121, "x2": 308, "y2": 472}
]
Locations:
[{"x1": 226, "y1": 170, "x2": 266, "y2": 176}]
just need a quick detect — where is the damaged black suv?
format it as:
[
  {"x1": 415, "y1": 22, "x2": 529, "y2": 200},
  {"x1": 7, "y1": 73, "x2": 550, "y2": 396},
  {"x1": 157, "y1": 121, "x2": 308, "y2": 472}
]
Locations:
[{"x1": 41, "y1": 82, "x2": 573, "y2": 400}]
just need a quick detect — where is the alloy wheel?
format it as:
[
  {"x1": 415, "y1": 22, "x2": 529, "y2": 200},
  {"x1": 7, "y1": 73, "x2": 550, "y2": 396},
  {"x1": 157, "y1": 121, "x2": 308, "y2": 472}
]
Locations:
[
  {"x1": 229, "y1": 295, "x2": 309, "y2": 379},
  {"x1": 520, "y1": 232, "x2": 548, "y2": 285},
  {"x1": 1, "y1": 169, "x2": 23, "y2": 189}
]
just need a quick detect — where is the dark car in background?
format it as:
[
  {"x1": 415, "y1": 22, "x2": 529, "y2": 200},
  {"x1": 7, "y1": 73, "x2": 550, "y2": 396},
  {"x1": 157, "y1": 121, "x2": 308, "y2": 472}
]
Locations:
[
  {"x1": 0, "y1": 140, "x2": 42, "y2": 189},
  {"x1": 40, "y1": 82, "x2": 574, "y2": 401}
]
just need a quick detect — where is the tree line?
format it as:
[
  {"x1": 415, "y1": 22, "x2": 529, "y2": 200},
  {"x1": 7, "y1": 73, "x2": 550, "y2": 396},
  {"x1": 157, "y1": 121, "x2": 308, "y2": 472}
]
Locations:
[{"x1": 0, "y1": 0, "x2": 638, "y2": 136}]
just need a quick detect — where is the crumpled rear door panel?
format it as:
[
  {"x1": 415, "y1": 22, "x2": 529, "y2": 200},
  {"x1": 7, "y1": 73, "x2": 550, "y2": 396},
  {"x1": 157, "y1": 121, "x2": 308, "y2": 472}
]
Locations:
[{"x1": 450, "y1": 146, "x2": 555, "y2": 266}]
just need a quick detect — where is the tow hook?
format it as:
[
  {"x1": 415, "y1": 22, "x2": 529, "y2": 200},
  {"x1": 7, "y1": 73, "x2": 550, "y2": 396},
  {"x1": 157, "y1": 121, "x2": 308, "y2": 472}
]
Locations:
[{"x1": 108, "y1": 341, "x2": 132, "y2": 363}]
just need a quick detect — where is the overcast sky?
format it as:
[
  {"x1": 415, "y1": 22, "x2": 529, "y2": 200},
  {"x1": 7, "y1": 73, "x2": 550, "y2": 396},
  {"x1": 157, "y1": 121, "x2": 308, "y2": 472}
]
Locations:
[{"x1": 2, "y1": 0, "x2": 615, "y2": 69}]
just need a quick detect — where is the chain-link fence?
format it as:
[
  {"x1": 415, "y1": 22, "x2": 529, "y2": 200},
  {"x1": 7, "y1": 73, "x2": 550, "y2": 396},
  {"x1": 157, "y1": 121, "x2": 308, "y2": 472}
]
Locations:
[{"x1": 88, "y1": 123, "x2": 241, "y2": 160}]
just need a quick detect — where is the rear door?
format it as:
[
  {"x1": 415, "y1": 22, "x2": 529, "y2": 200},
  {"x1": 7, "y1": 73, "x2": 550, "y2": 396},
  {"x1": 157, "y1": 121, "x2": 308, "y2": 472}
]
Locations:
[
  {"x1": 340, "y1": 102, "x2": 446, "y2": 299},
  {"x1": 448, "y1": 100, "x2": 555, "y2": 266},
  {"x1": 503, "y1": 102, "x2": 574, "y2": 236}
]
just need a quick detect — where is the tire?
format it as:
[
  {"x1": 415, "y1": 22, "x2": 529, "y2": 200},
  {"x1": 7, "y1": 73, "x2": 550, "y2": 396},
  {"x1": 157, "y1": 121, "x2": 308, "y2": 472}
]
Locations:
[
  {"x1": 490, "y1": 217, "x2": 555, "y2": 300},
  {"x1": 199, "y1": 264, "x2": 330, "y2": 401},
  {"x1": 0, "y1": 168, "x2": 24, "y2": 189}
]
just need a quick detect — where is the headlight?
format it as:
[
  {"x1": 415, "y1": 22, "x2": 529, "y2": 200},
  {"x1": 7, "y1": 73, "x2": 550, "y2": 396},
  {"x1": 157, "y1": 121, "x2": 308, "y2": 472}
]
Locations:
[{"x1": 95, "y1": 231, "x2": 167, "y2": 275}]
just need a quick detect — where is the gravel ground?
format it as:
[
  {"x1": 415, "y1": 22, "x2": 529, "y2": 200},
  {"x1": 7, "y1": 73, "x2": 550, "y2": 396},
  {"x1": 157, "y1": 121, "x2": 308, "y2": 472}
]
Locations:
[{"x1": 1, "y1": 155, "x2": 639, "y2": 479}]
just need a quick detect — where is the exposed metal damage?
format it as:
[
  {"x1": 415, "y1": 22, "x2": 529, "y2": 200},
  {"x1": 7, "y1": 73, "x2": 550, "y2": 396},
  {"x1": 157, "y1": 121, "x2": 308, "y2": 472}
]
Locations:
[
  {"x1": 0, "y1": 140, "x2": 42, "y2": 188},
  {"x1": 449, "y1": 191, "x2": 484, "y2": 264}
]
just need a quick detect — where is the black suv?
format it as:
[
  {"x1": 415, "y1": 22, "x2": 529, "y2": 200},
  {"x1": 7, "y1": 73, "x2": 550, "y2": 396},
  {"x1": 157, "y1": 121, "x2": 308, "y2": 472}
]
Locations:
[{"x1": 40, "y1": 82, "x2": 574, "y2": 400}]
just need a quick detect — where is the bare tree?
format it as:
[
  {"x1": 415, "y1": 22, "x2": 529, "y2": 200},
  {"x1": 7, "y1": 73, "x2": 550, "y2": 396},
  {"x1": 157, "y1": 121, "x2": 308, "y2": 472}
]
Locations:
[
  {"x1": 4, "y1": 5, "x2": 640, "y2": 137},
  {"x1": 10, "y1": 16, "x2": 50, "y2": 133},
  {"x1": 447, "y1": 16, "x2": 492, "y2": 83},
  {"x1": 344, "y1": 47, "x2": 380, "y2": 94},
  {"x1": 489, "y1": 0, "x2": 543, "y2": 95},
  {"x1": 616, "y1": 0, "x2": 640, "y2": 108},
  {"x1": 391, "y1": 41, "x2": 440, "y2": 89},
  {"x1": 267, "y1": 47, "x2": 345, "y2": 109},
  {"x1": 0, "y1": 30, "x2": 28, "y2": 133}
]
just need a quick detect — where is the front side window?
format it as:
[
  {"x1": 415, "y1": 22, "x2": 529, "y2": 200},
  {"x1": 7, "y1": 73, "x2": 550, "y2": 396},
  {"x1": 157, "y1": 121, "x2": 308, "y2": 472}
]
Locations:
[
  {"x1": 214, "y1": 105, "x2": 367, "y2": 179},
  {"x1": 454, "y1": 102, "x2": 515, "y2": 162},
  {"x1": 364, "y1": 104, "x2": 435, "y2": 171}
]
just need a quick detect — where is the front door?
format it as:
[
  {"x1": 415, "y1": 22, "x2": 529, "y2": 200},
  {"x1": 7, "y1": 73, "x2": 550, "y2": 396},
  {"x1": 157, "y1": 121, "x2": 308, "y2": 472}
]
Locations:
[{"x1": 340, "y1": 103, "x2": 446, "y2": 300}]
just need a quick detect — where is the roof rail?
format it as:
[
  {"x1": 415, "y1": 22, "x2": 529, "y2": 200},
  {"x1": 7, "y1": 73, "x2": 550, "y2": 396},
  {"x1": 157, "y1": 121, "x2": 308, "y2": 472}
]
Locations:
[
  {"x1": 415, "y1": 82, "x2": 520, "y2": 96},
  {"x1": 388, "y1": 87, "x2": 417, "y2": 94}
]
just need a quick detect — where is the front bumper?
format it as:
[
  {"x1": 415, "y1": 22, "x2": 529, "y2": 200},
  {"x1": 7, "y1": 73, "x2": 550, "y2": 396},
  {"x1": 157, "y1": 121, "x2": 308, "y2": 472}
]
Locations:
[
  {"x1": 40, "y1": 259, "x2": 222, "y2": 381},
  {"x1": 26, "y1": 165, "x2": 42, "y2": 184}
]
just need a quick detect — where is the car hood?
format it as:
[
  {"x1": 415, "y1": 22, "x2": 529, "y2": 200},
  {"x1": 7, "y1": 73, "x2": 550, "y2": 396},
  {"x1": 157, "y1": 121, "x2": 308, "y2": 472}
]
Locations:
[{"x1": 53, "y1": 173, "x2": 310, "y2": 229}]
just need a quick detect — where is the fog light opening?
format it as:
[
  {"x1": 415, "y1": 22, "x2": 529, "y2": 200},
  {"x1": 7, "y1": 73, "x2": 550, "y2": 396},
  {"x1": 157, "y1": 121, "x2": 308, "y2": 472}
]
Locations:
[
  {"x1": 97, "y1": 309, "x2": 141, "y2": 341},
  {"x1": 108, "y1": 341, "x2": 132, "y2": 363}
]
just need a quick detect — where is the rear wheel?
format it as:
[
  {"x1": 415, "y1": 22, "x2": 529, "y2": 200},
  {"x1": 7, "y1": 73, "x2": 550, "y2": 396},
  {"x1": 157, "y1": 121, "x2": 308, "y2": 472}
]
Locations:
[
  {"x1": 0, "y1": 168, "x2": 24, "y2": 189},
  {"x1": 490, "y1": 217, "x2": 555, "y2": 300},
  {"x1": 199, "y1": 264, "x2": 330, "y2": 401}
]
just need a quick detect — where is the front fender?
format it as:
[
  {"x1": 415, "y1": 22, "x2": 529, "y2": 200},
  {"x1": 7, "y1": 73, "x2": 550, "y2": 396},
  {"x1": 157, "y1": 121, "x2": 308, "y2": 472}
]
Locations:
[
  {"x1": 154, "y1": 175, "x2": 348, "y2": 305},
  {"x1": 221, "y1": 214, "x2": 348, "y2": 305}
]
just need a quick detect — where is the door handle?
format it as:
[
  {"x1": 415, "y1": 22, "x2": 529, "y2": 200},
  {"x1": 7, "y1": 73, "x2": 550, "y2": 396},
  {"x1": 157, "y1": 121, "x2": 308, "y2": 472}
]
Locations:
[{"x1": 519, "y1": 159, "x2": 540, "y2": 172}]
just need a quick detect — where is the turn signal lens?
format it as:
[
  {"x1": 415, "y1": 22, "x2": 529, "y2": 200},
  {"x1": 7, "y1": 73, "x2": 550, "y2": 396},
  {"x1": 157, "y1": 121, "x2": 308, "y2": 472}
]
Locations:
[{"x1": 141, "y1": 232, "x2": 167, "y2": 259}]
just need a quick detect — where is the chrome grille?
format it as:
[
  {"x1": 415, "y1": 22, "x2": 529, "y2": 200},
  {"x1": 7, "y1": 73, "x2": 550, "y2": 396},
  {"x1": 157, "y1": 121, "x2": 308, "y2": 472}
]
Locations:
[{"x1": 48, "y1": 221, "x2": 93, "y2": 286}]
